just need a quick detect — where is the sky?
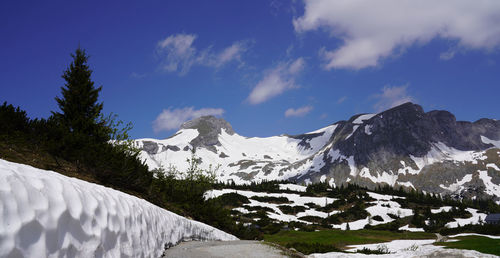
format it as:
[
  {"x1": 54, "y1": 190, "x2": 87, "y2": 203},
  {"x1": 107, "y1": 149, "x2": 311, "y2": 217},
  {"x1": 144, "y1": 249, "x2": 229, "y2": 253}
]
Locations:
[{"x1": 1, "y1": 0, "x2": 500, "y2": 139}]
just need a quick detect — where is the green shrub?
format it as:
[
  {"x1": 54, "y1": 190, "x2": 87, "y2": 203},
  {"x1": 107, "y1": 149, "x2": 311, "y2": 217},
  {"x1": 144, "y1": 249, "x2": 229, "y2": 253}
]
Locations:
[
  {"x1": 250, "y1": 196, "x2": 290, "y2": 204},
  {"x1": 278, "y1": 205, "x2": 307, "y2": 215}
]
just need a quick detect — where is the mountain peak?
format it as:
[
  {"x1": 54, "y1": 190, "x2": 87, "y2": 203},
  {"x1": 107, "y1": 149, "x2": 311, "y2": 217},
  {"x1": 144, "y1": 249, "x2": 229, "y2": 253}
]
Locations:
[
  {"x1": 180, "y1": 116, "x2": 235, "y2": 135},
  {"x1": 382, "y1": 102, "x2": 424, "y2": 115},
  {"x1": 180, "y1": 116, "x2": 234, "y2": 153}
]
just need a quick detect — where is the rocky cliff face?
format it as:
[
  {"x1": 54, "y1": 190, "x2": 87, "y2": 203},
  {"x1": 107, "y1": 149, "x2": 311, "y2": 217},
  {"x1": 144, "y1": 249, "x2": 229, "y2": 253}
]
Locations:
[{"x1": 135, "y1": 103, "x2": 500, "y2": 201}]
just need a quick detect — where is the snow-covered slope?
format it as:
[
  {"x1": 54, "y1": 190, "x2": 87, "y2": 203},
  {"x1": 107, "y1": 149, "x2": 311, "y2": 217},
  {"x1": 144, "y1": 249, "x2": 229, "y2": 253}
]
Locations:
[
  {"x1": 136, "y1": 118, "x2": 338, "y2": 184},
  {"x1": 0, "y1": 159, "x2": 236, "y2": 258},
  {"x1": 136, "y1": 102, "x2": 500, "y2": 201}
]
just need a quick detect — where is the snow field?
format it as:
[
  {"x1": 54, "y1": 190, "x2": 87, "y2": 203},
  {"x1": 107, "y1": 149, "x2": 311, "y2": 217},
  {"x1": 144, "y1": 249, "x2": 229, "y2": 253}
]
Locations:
[
  {"x1": 444, "y1": 208, "x2": 487, "y2": 228},
  {"x1": 206, "y1": 189, "x2": 422, "y2": 231},
  {"x1": 205, "y1": 189, "x2": 336, "y2": 223},
  {"x1": 331, "y1": 193, "x2": 412, "y2": 231},
  {"x1": 0, "y1": 159, "x2": 236, "y2": 258}
]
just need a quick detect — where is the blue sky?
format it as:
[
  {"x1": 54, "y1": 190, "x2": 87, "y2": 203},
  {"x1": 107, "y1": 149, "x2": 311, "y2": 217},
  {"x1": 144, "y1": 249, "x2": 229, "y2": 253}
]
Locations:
[{"x1": 1, "y1": 0, "x2": 499, "y2": 139}]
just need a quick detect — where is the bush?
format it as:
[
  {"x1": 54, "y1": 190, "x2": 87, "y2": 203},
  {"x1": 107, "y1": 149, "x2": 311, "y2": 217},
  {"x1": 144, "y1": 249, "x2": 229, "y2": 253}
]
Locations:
[
  {"x1": 278, "y1": 205, "x2": 307, "y2": 215},
  {"x1": 217, "y1": 193, "x2": 250, "y2": 207},
  {"x1": 250, "y1": 196, "x2": 290, "y2": 204}
]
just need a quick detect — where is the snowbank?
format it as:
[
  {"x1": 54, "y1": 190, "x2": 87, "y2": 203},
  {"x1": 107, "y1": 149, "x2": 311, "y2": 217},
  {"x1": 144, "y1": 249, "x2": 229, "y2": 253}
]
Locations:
[
  {"x1": 0, "y1": 159, "x2": 236, "y2": 258},
  {"x1": 278, "y1": 183, "x2": 307, "y2": 192},
  {"x1": 308, "y1": 238, "x2": 497, "y2": 258}
]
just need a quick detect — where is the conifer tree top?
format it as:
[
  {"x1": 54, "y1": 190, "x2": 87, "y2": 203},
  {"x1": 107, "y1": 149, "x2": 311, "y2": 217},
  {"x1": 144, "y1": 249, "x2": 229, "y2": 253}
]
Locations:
[{"x1": 54, "y1": 48, "x2": 103, "y2": 135}]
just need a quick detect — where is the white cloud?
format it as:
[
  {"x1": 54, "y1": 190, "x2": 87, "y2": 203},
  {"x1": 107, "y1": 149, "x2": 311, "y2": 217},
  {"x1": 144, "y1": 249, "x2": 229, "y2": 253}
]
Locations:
[
  {"x1": 288, "y1": 57, "x2": 305, "y2": 74},
  {"x1": 294, "y1": 0, "x2": 500, "y2": 69},
  {"x1": 157, "y1": 34, "x2": 197, "y2": 75},
  {"x1": 247, "y1": 57, "x2": 305, "y2": 104},
  {"x1": 214, "y1": 41, "x2": 247, "y2": 67},
  {"x1": 372, "y1": 85, "x2": 414, "y2": 112},
  {"x1": 285, "y1": 105, "x2": 313, "y2": 117},
  {"x1": 336, "y1": 96, "x2": 347, "y2": 104},
  {"x1": 153, "y1": 107, "x2": 225, "y2": 133},
  {"x1": 156, "y1": 33, "x2": 249, "y2": 75}
]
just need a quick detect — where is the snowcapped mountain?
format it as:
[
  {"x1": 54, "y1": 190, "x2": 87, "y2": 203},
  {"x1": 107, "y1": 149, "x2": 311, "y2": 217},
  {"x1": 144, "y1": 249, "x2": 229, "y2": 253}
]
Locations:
[{"x1": 136, "y1": 102, "x2": 500, "y2": 200}]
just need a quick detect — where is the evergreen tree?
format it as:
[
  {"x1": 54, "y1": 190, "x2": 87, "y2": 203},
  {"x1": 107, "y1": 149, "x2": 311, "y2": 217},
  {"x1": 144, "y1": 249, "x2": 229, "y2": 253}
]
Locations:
[{"x1": 53, "y1": 47, "x2": 107, "y2": 142}]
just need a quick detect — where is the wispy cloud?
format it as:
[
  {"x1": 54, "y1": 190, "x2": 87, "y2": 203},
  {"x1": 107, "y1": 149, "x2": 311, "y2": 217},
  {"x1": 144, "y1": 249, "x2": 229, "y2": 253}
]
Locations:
[
  {"x1": 156, "y1": 33, "x2": 250, "y2": 75},
  {"x1": 247, "y1": 58, "x2": 305, "y2": 104},
  {"x1": 294, "y1": 0, "x2": 500, "y2": 69},
  {"x1": 153, "y1": 107, "x2": 225, "y2": 133},
  {"x1": 285, "y1": 105, "x2": 313, "y2": 117},
  {"x1": 336, "y1": 96, "x2": 347, "y2": 104},
  {"x1": 372, "y1": 85, "x2": 414, "y2": 112},
  {"x1": 130, "y1": 72, "x2": 147, "y2": 79}
]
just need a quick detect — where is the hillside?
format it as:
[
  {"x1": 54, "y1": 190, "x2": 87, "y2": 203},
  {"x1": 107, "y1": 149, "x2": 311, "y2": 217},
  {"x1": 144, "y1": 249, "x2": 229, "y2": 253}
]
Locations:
[{"x1": 135, "y1": 102, "x2": 500, "y2": 201}]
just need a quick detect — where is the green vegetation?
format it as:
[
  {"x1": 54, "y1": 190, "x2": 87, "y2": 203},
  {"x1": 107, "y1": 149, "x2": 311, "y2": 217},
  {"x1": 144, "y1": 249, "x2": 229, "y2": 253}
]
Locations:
[
  {"x1": 250, "y1": 196, "x2": 290, "y2": 204},
  {"x1": 435, "y1": 235, "x2": 500, "y2": 256},
  {"x1": 356, "y1": 246, "x2": 390, "y2": 255},
  {"x1": 284, "y1": 242, "x2": 342, "y2": 254},
  {"x1": 264, "y1": 230, "x2": 434, "y2": 254},
  {"x1": 278, "y1": 205, "x2": 307, "y2": 215},
  {"x1": 439, "y1": 224, "x2": 500, "y2": 236},
  {"x1": 217, "y1": 193, "x2": 250, "y2": 207}
]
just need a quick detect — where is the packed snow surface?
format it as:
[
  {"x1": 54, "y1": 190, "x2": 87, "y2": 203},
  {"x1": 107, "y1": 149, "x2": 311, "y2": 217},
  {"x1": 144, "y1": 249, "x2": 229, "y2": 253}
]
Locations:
[
  {"x1": 308, "y1": 238, "x2": 497, "y2": 258},
  {"x1": 352, "y1": 114, "x2": 375, "y2": 124},
  {"x1": 431, "y1": 206, "x2": 452, "y2": 213},
  {"x1": 448, "y1": 233, "x2": 500, "y2": 239},
  {"x1": 481, "y1": 135, "x2": 500, "y2": 148},
  {"x1": 278, "y1": 183, "x2": 307, "y2": 192},
  {"x1": 445, "y1": 208, "x2": 487, "y2": 228},
  {"x1": 0, "y1": 159, "x2": 236, "y2": 258},
  {"x1": 398, "y1": 225, "x2": 425, "y2": 232}
]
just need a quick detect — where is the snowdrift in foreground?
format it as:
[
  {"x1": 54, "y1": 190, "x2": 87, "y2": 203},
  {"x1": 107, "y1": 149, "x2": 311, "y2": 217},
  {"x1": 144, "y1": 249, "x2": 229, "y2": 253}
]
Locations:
[{"x1": 0, "y1": 159, "x2": 237, "y2": 258}]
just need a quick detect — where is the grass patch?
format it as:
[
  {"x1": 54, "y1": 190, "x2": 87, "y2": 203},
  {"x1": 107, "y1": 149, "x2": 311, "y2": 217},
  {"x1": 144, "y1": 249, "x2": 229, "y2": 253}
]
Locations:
[
  {"x1": 435, "y1": 235, "x2": 500, "y2": 256},
  {"x1": 264, "y1": 229, "x2": 434, "y2": 251}
]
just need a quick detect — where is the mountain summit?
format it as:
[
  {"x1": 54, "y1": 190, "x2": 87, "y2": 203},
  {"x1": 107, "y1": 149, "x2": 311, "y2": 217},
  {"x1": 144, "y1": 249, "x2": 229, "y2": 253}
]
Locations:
[
  {"x1": 179, "y1": 116, "x2": 234, "y2": 152},
  {"x1": 136, "y1": 103, "x2": 500, "y2": 201}
]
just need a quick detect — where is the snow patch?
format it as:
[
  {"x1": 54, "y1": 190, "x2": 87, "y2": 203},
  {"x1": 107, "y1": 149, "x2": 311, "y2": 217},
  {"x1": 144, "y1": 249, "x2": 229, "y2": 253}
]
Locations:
[
  {"x1": 345, "y1": 125, "x2": 359, "y2": 139},
  {"x1": 353, "y1": 114, "x2": 375, "y2": 124},
  {"x1": 479, "y1": 170, "x2": 500, "y2": 198},
  {"x1": 310, "y1": 239, "x2": 496, "y2": 258},
  {"x1": 431, "y1": 206, "x2": 452, "y2": 214},
  {"x1": 364, "y1": 125, "x2": 373, "y2": 135},
  {"x1": 439, "y1": 174, "x2": 473, "y2": 192},
  {"x1": 359, "y1": 168, "x2": 398, "y2": 186},
  {"x1": 445, "y1": 208, "x2": 487, "y2": 228},
  {"x1": 278, "y1": 184, "x2": 307, "y2": 192},
  {"x1": 398, "y1": 225, "x2": 425, "y2": 232},
  {"x1": 481, "y1": 135, "x2": 500, "y2": 148},
  {"x1": 487, "y1": 163, "x2": 500, "y2": 171}
]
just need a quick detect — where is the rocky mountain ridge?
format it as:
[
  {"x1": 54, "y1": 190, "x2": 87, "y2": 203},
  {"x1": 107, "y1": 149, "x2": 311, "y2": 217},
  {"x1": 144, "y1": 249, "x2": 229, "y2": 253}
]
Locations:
[{"x1": 135, "y1": 103, "x2": 500, "y2": 201}]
